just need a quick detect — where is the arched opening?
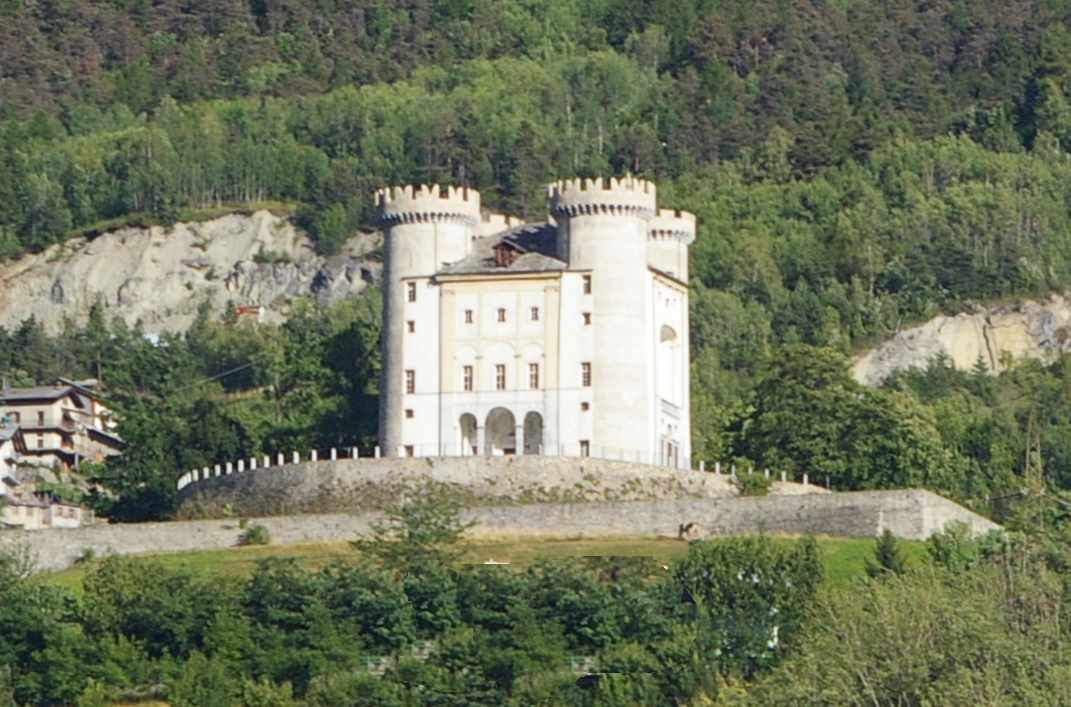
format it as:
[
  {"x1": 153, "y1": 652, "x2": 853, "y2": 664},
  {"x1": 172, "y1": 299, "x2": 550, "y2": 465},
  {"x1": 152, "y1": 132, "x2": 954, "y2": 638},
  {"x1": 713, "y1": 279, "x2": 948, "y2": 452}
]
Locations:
[
  {"x1": 658, "y1": 325, "x2": 677, "y2": 403},
  {"x1": 459, "y1": 414, "x2": 477, "y2": 456},
  {"x1": 485, "y1": 408, "x2": 516, "y2": 456},
  {"x1": 523, "y1": 412, "x2": 544, "y2": 455}
]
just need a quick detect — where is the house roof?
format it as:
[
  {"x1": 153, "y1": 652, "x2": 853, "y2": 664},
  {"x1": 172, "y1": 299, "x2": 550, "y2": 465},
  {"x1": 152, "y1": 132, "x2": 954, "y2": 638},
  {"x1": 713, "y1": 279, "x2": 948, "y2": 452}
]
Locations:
[
  {"x1": 0, "y1": 381, "x2": 101, "y2": 407},
  {"x1": 438, "y1": 223, "x2": 566, "y2": 275}
]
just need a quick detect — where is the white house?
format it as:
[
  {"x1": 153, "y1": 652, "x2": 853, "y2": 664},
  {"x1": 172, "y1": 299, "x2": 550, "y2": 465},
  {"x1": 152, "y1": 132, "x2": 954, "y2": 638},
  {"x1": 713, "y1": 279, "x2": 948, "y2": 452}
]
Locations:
[{"x1": 0, "y1": 378, "x2": 122, "y2": 470}]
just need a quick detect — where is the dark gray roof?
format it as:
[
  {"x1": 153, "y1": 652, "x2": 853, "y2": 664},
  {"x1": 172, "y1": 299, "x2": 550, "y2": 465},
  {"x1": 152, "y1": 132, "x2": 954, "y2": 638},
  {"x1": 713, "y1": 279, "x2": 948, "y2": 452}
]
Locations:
[
  {"x1": 0, "y1": 385, "x2": 85, "y2": 404},
  {"x1": 439, "y1": 223, "x2": 565, "y2": 275}
]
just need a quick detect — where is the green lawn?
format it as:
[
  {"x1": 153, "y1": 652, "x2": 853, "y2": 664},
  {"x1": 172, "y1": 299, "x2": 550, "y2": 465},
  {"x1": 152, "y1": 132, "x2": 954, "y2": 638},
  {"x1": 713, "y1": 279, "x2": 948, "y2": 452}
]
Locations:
[{"x1": 45, "y1": 533, "x2": 927, "y2": 594}]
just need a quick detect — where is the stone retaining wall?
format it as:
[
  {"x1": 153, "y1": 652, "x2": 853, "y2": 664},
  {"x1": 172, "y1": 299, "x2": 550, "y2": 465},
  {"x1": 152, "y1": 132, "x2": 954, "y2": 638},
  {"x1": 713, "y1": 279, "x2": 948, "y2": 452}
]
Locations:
[
  {"x1": 2, "y1": 489, "x2": 999, "y2": 572},
  {"x1": 175, "y1": 456, "x2": 755, "y2": 517}
]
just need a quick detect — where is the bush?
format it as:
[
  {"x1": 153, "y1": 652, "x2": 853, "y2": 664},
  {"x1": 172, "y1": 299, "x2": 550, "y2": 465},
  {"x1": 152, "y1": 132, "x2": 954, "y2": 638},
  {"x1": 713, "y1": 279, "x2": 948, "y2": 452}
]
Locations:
[
  {"x1": 239, "y1": 523, "x2": 271, "y2": 546},
  {"x1": 734, "y1": 473, "x2": 772, "y2": 496}
]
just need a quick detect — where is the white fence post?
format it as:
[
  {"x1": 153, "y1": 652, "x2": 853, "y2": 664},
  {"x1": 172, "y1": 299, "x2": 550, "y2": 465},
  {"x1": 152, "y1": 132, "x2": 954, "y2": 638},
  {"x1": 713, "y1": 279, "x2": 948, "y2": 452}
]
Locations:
[
  {"x1": 293, "y1": 451, "x2": 299, "y2": 464},
  {"x1": 311, "y1": 449, "x2": 318, "y2": 462},
  {"x1": 330, "y1": 447, "x2": 337, "y2": 461}
]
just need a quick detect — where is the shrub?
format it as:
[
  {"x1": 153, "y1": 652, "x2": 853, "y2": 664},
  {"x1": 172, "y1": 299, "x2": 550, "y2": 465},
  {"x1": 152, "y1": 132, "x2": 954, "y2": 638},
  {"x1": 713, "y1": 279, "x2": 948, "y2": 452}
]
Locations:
[
  {"x1": 239, "y1": 523, "x2": 271, "y2": 546},
  {"x1": 734, "y1": 473, "x2": 772, "y2": 496}
]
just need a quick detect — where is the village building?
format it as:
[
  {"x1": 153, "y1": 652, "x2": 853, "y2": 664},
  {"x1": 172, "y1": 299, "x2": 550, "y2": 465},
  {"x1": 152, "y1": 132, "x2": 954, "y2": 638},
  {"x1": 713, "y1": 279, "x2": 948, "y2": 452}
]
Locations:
[
  {"x1": 0, "y1": 423, "x2": 26, "y2": 480},
  {"x1": 376, "y1": 177, "x2": 694, "y2": 467},
  {"x1": 0, "y1": 378, "x2": 122, "y2": 470}
]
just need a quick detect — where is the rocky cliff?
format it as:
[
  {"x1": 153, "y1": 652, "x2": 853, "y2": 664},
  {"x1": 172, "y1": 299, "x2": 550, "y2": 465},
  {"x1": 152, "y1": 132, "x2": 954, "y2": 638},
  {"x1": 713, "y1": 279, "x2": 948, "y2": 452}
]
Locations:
[
  {"x1": 0, "y1": 211, "x2": 382, "y2": 334},
  {"x1": 852, "y1": 294, "x2": 1071, "y2": 385}
]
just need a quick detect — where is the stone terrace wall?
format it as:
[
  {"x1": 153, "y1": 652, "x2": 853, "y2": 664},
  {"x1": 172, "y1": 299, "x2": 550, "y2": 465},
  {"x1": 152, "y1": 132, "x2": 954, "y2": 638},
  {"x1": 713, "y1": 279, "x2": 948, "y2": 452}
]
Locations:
[
  {"x1": 4, "y1": 489, "x2": 998, "y2": 572},
  {"x1": 175, "y1": 456, "x2": 759, "y2": 517}
]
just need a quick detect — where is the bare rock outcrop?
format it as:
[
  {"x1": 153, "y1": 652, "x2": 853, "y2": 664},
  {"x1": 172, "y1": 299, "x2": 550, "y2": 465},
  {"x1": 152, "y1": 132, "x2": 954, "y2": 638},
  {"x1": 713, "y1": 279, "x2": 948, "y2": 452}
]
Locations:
[
  {"x1": 852, "y1": 294, "x2": 1071, "y2": 386},
  {"x1": 0, "y1": 211, "x2": 382, "y2": 334}
]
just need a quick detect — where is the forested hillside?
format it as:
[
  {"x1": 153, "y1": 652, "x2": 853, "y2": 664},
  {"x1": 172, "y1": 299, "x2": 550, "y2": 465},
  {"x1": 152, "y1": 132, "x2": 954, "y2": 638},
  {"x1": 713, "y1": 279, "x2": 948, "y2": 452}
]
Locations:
[{"x1": 6, "y1": 0, "x2": 1071, "y2": 518}]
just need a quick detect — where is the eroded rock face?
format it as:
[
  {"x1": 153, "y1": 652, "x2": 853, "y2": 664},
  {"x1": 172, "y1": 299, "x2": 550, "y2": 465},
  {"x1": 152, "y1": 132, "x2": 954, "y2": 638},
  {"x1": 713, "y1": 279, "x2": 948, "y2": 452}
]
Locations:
[
  {"x1": 0, "y1": 211, "x2": 382, "y2": 334},
  {"x1": 852, "y1": 295, "x2": 1071, "y2": 386}
]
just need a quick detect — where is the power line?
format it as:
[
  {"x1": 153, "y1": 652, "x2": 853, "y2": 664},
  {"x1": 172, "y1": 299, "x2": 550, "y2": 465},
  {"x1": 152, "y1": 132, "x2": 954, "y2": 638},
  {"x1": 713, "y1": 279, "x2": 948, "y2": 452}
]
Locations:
[{"x1": 170, "y1": 355, "x2": 273, "y2": 396}]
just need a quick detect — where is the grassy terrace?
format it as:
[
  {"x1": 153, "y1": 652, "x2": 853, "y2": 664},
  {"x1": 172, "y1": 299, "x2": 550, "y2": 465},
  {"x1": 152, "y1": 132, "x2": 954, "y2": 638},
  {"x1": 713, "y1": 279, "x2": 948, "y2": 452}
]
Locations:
[{"x1": 45, "y1": 535, "x2": 929, "y2": 594}]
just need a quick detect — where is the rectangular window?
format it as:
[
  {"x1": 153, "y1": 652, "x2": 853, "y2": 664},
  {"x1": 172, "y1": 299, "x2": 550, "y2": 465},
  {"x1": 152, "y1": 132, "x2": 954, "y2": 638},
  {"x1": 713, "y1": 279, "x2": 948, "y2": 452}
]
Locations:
[
  {"x1": 404, "y1": 445, "x2": 414, "y2": 457},
  {"x1": 528, "y1": 363, "x2": 539, "y2": 389},
  {"x1": 36, "y1": 435, "x2": 43, "y2": 449},
  {"x1": 463, "y1": 366, "x2": 473, "y2": 392},
  {"x1": 405, "y1": 370, "x2": 415, "y2": 394},
  {"x1": 464, "y1": 309, "x2": 473, "y2": 324},
  {"x1": 407, "y1": 320, "x2": 415, "y2": 333},
  {"x1": 407, "y1": 282, "x2": 416, "y2": 302},
  {"x1": 581, "y1": 401, "x2": 590, "y2": 411},
  {"x1": 583, "y1": 312, "x2": 591, "y2": 325},
  {"x1": 405, "y1": 409, "x2": 414, "y2": 419},
  {"x1": 581, "y1": 362, "x2": 591, "y2": 387},
  {"x1": 495, "y1": 364, "x2": 506, "y2": 391},
  {"x1": 497, "y1": 308, "x2": 506, "y2": 323},
  {"x1": 580, "y1": 440, "x2": 590, "y2": 457},
  {"x1": 582, "y1": 275, "x2": 592, "y2": 294},
  {"x1": 37, "y1": 411, "x2": 44, "y2": 426},
  {"x1": 530, "y1": 306, "x2": 539, "y2": 321}
]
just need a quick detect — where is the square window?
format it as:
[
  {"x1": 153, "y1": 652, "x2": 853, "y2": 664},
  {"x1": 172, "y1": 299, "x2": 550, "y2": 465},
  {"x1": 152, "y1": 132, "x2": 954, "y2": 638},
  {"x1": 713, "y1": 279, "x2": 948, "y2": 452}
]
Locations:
[
  {"x1": 495, "y1": 364, "x2": 506, "y2": 391},
  {"x1": 407, "y1": 320, "x2": 415, "y2": 333},
  {"x1": 582, "y1": 275, "x2": 592, "y2": 294},
  {"x1": 405, "y1": 370, "x2": 415, "y2": 394},
  {"x1": 528, "y1": 363, "x2": 539, "y2": 389},
  {"x1": 581, "y1": 362, "x2": 591, "y2": 387},
  {"x1": 407, "y1": 282, "x2": 416, "y2": 302},
  {"x1": 530, "y1": 307, "x2": 539, "y2": 321},
  {"x1": 404, "y1": 445, "x2": 415, "y2": 457},
  {"x1": 580, "y1": 440, "x2": 590, "y2": 457},
  {"x1": 581, "y1": 402, "x2": 590, "y2": 411},
  {"x1": 464, "y1": 309, "x2": 473, "y2": 324},
  {"x1": 463, "y1": 366, "x2": 473, "y2": 392},
  {"x1": 497, "y1": 308, "x2": 506, "y2": 323},
  {"x1": 405, "y1": 409, "x2": 414, "y2": 419},
  {"x1": 583, "y1": 312, "x2": 591, "y2": 325}
]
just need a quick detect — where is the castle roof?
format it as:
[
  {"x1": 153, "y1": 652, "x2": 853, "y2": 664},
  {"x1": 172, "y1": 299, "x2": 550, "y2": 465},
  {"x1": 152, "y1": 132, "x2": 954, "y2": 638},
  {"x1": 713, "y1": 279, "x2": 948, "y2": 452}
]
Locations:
[{"x1": 438, "y1": 223, "x2": 566, "y2": 275}]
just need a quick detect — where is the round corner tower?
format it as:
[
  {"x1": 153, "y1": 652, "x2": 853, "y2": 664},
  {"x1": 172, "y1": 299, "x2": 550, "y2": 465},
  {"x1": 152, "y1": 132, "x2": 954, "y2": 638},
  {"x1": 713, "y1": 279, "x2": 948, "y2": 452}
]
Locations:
[
  {"x1": 547, "y1": 176, "x2": 662, "y2": 459},
  {"x1": 377, "y1": 184, "x2": 481, "y2": 457}
]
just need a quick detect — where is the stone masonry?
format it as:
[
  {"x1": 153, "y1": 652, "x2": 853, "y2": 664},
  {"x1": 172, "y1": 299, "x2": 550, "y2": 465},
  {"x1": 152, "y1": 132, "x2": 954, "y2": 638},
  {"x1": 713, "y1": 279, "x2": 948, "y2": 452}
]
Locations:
[{"x1": 4, "y1": 489, "x2": 999, "y2": 572}]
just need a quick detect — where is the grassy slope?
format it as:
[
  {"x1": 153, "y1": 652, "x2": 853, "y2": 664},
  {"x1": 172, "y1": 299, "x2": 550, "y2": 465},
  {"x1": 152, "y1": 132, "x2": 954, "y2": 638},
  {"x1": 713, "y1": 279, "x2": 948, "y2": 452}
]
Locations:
[{"x1": 46, "y1": 534, "x2": 928, "y2": 594}]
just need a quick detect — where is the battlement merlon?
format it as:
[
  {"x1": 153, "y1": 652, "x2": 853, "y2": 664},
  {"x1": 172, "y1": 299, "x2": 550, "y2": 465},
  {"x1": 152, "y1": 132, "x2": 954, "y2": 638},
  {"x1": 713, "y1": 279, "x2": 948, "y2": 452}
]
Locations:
[
  {"x1": 648, "y1": 209, "x2": 696, "y2": 245},
  {"x1": 547, "y1": 176, "x2": 657, "y2": 219},
  {"x1": 475, "y1": 212, "x2": 525, "y2": 238},
  {"x1": 375, "y1": 184, "x2": 482, "y2": 227}
]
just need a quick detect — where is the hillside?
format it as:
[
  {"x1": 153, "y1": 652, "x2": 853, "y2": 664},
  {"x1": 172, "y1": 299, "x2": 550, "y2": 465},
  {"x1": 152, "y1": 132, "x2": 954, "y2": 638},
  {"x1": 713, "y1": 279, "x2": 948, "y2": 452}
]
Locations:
[{"x1": 0, "y1": 211, "x2": 380, "y2": 334}]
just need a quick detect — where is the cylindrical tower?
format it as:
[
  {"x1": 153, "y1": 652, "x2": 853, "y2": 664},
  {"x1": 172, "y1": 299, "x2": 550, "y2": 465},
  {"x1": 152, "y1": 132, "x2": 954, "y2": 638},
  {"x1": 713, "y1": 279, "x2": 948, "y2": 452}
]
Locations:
[
  {"x1": 376, "y1": 184, "x2": 481, "y2": 457},
  {"x1": 647, "y1": 209, "x2": 696, "y2": 280},
  {"x1": 548, "y1": 176, "x2": 658, "y2": 459}
]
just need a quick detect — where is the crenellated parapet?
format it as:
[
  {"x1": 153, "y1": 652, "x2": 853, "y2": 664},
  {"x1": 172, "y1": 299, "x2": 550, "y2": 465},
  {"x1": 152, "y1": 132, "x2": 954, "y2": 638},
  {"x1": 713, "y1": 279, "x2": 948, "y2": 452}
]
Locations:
[
  {"x1": 475, "y1": 212, "x2": 525, "y2": 238},
  {"x1": 648, "y1": 209, "x2": 696, "y2": 245},
  {"x1": 376, "y1": 184, "x2": 482, "y2": 227},
  {"x1": 547, "y1": 176, "x2": 657, "y2": 219}
]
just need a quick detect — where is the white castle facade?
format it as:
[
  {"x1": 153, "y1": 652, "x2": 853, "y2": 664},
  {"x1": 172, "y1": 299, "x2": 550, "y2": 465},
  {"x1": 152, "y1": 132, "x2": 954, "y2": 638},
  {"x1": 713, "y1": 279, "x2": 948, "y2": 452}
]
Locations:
[{"x1": 376, "y1": 177, "x2": 694, "y2": 467}]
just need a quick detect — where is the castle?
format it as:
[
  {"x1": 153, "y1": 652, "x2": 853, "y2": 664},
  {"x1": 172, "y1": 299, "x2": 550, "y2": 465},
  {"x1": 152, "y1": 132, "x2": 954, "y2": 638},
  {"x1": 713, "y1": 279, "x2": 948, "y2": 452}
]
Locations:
[{"x1": 376, "y1": 177, "x2": 694, "y2": 467}]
